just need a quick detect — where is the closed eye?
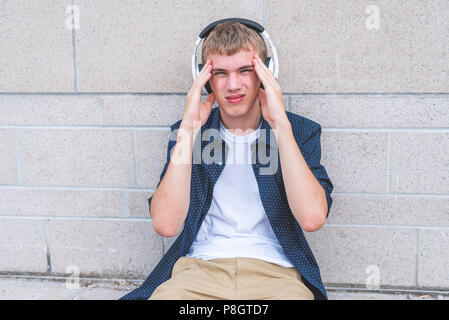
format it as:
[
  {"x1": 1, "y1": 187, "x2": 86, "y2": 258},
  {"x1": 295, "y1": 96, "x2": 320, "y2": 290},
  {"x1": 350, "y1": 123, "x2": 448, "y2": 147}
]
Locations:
[{"x1": 213, "y1": 69, "x2": 253, "y2": 75}]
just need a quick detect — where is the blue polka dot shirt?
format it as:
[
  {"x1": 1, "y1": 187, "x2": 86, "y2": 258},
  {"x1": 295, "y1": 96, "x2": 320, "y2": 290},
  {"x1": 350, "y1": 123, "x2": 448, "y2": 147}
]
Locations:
[{"x1": 119, "y1": 107, "x2": 334, "y2": 300}]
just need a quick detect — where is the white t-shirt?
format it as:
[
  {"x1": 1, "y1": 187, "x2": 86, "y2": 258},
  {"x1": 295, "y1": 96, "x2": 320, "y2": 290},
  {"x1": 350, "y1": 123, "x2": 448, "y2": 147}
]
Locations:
[{"x1": 185, "y1": 119, "x2": 294, "y2": 268}]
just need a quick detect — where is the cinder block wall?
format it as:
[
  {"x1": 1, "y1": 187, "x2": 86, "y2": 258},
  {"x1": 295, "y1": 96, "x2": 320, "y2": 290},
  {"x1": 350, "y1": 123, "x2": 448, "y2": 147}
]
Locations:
[{"x1": 0, "y1": 1, "x2": 448, "y2": 293}]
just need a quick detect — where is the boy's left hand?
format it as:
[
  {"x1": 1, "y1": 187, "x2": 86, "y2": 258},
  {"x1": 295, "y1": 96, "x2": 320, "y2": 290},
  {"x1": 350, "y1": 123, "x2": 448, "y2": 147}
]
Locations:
[{"x1": 252, "y1": 54, "x2": 289, "y2": 130}]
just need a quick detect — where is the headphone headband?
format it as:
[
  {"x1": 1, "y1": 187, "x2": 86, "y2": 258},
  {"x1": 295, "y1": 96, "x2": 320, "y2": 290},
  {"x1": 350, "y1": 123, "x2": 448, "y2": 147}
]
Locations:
[{"x1": 199, "y1": 18, "x2": 264, "y2": 39}]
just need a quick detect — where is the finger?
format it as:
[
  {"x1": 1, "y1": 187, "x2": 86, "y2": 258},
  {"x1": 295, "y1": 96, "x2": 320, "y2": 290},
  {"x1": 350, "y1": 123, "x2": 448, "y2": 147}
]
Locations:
[
  {"x1": 198, "y1": 61, "x2": 212, "y2": 79},
  {"x1": 252, "y1": 56, "x2": 268, "y2": 88},
  {"x1": 199, "y1": 64, "x2": 212, "y2": 82},
  {"x1": 194, "y1": 59, "x2": 211, "y2": 88},
  {"x1": 252, "y1": 55, "x2": 274, "y2": 87},
  {"x1": 254, "y1": 54, "x2": 279, "y2": 87},
  {"x1": 199, "y1": 68, "x2": 212, "y2": 89},
  {"x1": 255, "y1": 55, "x2": 271, "y2": 74},
  {"x1": 194, "y1": 62, "x2": 212, "y2": 90},
  {"x1": 199, "y1": 59, "x2": 211, "y2": 75},
  {"x1": 253, "y1": 55, "x2": 277, "y2": 88}
]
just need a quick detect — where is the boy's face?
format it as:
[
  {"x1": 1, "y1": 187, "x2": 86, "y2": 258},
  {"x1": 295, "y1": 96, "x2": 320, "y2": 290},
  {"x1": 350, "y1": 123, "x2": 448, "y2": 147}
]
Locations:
[{"x1": 208, "y1": 47, "x2": 261, "y2": 120}]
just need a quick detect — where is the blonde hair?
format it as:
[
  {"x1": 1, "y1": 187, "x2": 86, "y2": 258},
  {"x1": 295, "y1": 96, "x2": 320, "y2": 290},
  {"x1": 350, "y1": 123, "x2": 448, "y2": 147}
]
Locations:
[{"x1": 201, "y1": 21, "x2": 268, "y2": 63}]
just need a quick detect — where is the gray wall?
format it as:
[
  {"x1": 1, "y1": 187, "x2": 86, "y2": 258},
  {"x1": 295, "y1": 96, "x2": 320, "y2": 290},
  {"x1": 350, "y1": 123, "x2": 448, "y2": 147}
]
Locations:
[{"x1": 0, "y1": 1, "x2": 448, "y2": 293}]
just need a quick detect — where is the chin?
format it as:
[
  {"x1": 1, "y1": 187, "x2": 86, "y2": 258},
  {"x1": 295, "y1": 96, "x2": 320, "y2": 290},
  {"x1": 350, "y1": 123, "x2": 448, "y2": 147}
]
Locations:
[
  {"x1": 221, "y1": 103, "x2": 249, "y2": 117},
  {"x1": 220, "y1": 97, "x2": 255, "y2": 115}
]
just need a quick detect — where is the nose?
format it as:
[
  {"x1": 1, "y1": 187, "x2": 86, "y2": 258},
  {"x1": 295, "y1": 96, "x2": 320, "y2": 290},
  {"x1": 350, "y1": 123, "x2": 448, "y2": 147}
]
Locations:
[{"x1": 226, "y1": 72, "x2": 242, "y2": 92}]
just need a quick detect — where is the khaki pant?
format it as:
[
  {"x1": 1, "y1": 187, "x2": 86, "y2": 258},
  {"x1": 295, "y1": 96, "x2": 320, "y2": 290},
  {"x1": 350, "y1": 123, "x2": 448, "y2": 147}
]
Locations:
[{"x1": 149, "y1": 256, "x2": 314, "y2": 300}]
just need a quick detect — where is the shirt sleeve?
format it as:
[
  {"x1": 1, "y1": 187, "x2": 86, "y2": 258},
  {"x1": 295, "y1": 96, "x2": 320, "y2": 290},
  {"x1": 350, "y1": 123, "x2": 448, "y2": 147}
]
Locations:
[{"x1": 300, "y1": 123, "x2": 334, "y2": 219}]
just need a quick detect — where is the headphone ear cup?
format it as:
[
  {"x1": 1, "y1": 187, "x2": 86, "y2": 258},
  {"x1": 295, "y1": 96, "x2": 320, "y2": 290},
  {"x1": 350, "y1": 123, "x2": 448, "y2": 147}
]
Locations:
[
  {"x1": 264, "y1": 57, "x2": 271, "y2": 69},
  {"x1": 265, "y1": 57, "x2": 274, "y2": 75},
  {"x1": 198, "y1": 63, "x2": 212, "y2": 94}
]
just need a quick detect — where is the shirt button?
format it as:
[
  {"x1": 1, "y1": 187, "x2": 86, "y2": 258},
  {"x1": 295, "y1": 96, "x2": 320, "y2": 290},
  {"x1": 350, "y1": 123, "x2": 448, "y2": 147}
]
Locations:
[{"x1": 217, "y1": 161, "x2": 223, "y2": 165}]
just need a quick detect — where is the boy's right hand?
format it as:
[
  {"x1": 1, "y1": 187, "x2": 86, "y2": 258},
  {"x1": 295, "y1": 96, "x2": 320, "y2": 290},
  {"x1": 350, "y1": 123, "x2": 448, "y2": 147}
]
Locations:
[{"x1": 181, "y1": 59, "x2": 216, "y2": 130}]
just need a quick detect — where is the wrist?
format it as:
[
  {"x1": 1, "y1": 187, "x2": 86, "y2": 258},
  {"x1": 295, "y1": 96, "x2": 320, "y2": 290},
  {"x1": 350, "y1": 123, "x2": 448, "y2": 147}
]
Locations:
[
  {"x1": 272, "y1": 115, "x2": 291, "y2": 131},
  {"x1": 181, "y1": 119, "x2": 202, "y2": 132},
  {"x1": 272, "y1": 118, "x2": 293, "y2": 144}
]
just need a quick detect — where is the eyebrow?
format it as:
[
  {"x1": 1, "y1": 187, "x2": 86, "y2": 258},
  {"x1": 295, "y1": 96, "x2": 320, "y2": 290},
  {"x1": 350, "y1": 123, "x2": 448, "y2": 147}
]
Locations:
[{"x1": 211, "y1": 65, "x2": 254, "y2": 72}]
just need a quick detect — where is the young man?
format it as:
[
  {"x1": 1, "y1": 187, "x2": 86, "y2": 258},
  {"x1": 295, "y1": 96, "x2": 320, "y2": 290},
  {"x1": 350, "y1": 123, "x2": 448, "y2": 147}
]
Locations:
[{"x1": 120, "y1": 21, "x2": 333, "y2": 300}]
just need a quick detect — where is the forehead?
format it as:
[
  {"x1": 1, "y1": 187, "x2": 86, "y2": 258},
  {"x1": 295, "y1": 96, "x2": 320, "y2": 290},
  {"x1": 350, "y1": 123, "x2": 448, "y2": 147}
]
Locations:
[{"x1": 209, "y1": 48, "x2": 256, "y2": 70}]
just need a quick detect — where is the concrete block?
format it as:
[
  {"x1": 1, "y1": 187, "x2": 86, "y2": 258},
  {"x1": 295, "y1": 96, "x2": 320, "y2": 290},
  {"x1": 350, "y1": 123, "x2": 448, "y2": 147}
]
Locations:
[
  {"x1": 327, "y1": 194, "x2": 449, "y2": 227},
  {"x1": 265, "y1": 0, "x2": 449, "y2": 93},
  {"x1": 0, "y1": 95, "x2": 101, "y2": 125},
  {"x1": 102, "y1": 94, "x2": 185, "y2": 126},
  {"x1": 336, "y1": 1, "x2": 449, "y2": 92},
  {"x1": 48, "y1": 219, "x2": 163, "y2": 278},
  {"x1": 0, "y1": 218, "x2": 48, "y2": 273},
  {"x1": 265, "y1": 0, "x2": 338, "y2": 93},
  {"x1": 0, "y1": 0, "x2": 73, "y2": 92},
  {"x1": 0, "y1": 188, "x2": 126, "y2": 218},
  {"x1": 18, "y1": 129, "x2": 135, "y2": 187},
  {"x1": 320, "y1": 130, "x2": 388, "y2": 193},
  {"x1": 390, "y1": 132, "x2": 449, "y2": 193},
  {"x1": 418, "y1": 229, "x2": 449, "y2": 289},
  {"x1": 290, "y1": 95, "x2": 449, "y2": 128},
  {"x1": 304, "y1": 225, "x2": 417, "y2": 287},
  {"x1": 128, "y1": 190, "x2": 153, "y2": 219},
  {"x1": 135, "y1": 129, "x2": 171, "y2": 188},
  {"x1": 0, "y1": 129, "x2": 17, "y2": 184},
  {"x1": 75, "y1": 0, "x2": 261, "y2": 92}
]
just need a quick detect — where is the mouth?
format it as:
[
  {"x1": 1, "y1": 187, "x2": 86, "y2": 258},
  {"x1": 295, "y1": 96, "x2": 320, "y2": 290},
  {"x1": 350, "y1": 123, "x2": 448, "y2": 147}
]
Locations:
[{"x1": 226, "y1": 94, "x2": 245, "y2": 104}]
